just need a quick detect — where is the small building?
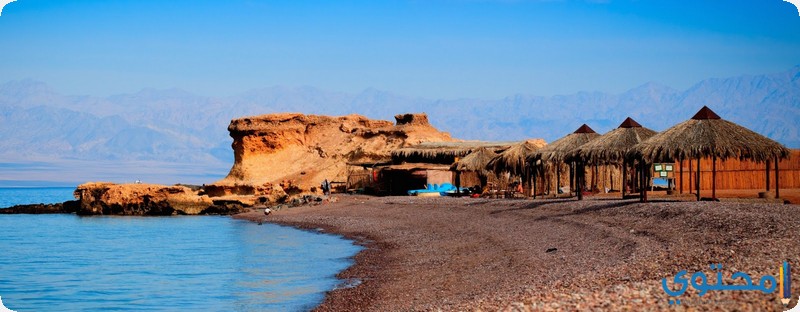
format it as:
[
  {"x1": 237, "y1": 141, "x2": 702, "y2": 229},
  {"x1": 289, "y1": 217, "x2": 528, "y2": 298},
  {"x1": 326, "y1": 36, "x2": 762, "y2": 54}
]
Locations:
[{"x1": 385, "y1": 141, "x2": 518, "y2": 195}]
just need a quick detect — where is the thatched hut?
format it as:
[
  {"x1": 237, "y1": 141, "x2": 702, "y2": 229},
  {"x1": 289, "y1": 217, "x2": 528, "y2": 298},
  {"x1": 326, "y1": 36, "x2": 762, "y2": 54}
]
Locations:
[
  {"x1": 571, "y1": 117, "x2": 657, "y2": 198},
  {"x1": 529, "y1": 124, "x2": 600, "y2": 198},
  {"x1": 533, "y1": 124, "x2": 600, "y2": 163},
  {"x1": 392, "y1": 141, "x2": 517, "y2": 164},
  {"x1": 487, "y1": 140, "x2": 546, "y2": 197},
  {"x1": 384, "y1": 141, "x2": 514, "y2": 195},
  {"x1": 451, "y1": 147, "x2": 500, "y2": 192},
  {"x1": 630, "y1": 106, "x2": 790, "y2": 201},
  {"x1": 451, "y1": 147, "x2": 498, "y2": 175},
  {"x1": 488, "y1": 140, "x2": 545, "y2": 176}
]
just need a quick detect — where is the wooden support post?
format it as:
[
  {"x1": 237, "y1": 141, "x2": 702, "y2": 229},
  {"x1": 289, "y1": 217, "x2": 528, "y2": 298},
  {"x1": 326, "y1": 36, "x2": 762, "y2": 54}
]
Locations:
[
  {"x1": 556, "y1": 163, "x2": 561, "y2": 196},
  {"x1": 679, "y1": 157, "x2": 684, "y2": 194},
  {"x1": 639, "y1": 161, "x2": 643, "y2": 202},
  {"x1": 766, "y1": 160, "x2": 771, "y2": 192},
  {"x1": 688, "y1": 158, "x2": 693, "y2": 194},
  {"x1": 696, "y1": 156, "x2": 701, "y2": 201},
  {"x1": 775, "y1": 156, "x2": 780, "y2": 199},
  {"x1": 621, "y1": 161, "x2": 626, "y2": 199},
  {"x1": 569, "y1": 162, "x2": 574, "y2": 195},
  {"x1": 578, "y1": 162, "x2": 584, "y2": 201},
  {"x1": 711, "y1": 155, "x2": 716, "y2": 200},
  {"x1": 643, "y1": 161, "x2": 649, "y2": 203},
  {"x1": 456, "y1": 171, "x2": 461, "y2": 196},
  {"x1": 639, "y1": 161, "x2": 646, "y2": 202}
]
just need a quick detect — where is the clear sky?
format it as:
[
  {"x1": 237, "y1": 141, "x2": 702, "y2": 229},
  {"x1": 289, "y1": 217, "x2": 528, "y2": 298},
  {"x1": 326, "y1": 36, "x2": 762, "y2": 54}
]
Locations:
[{"x1": 0, "y1": 0, "x2": 798, "y2": 99}]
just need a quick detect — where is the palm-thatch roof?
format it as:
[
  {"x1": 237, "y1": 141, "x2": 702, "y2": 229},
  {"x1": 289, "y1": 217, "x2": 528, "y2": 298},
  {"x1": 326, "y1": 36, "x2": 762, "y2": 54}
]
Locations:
[
  {"x1": 380, "y1": 163, "x2": 452, "y2": 171},
  {"x1": 487, "y1": 139, "x2": 546, "y2": 176},
  {"x1": 392, "y1": 141, "x2": 517, "y2": 164},
  {"x1": 530, "y1": 124, "x2": 600, "y2": 163},
  {"x1": 450, "y1": 147, "x2": 498, "y2": 176},
  {"x1": 631, "y1": 106, "x2": 790, "y2": 163},
  {"x1": 572, "y1": 117, "x2": 657, "y2": 164}
]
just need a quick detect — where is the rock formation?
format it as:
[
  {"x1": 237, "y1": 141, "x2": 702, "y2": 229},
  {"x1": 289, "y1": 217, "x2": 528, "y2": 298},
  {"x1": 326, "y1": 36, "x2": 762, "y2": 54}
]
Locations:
[
  {"x1": 207, "y1": 113, "x2": 454, "y2": 194},
  {"x1": 39, "y1": 112, "x2": 455, "y2": 216},
  {"x1": 74, "y1": 182, "x2": 226, "y2": 215}
]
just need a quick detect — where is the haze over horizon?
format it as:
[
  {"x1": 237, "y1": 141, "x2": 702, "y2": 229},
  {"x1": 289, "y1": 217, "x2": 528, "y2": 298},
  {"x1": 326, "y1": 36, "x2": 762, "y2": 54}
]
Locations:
[{"x1": 2, "y1": 64, "x2": 799, "y2": 186}]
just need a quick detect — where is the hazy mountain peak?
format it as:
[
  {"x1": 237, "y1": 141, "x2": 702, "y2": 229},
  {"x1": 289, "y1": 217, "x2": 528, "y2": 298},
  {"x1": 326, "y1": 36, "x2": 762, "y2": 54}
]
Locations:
[
  {"x1": 0, "y1": 79, "x2": 60, "y2": 103},
  {"x1": 0, "y1": 66, "x2": 798, "y2": 185}
]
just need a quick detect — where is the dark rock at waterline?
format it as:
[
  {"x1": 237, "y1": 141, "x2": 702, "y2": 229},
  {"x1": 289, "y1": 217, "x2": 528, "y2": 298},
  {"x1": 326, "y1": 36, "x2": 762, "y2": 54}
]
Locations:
[
  {"x1": 75, "y1": 197, "x2": 249, "y2": 216},
  {"x1": 201, "y1": 200, "x2": 250, "y2": 215},
  {"x1": 0, "y1": 200, "x2": 80, "y2": 214}
]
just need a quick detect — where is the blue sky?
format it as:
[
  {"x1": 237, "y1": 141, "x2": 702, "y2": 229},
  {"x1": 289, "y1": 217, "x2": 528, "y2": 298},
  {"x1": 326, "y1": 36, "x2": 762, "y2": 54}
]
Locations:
[{"x1": 0, "y1": 0, "x2": 798, "y2": 99}]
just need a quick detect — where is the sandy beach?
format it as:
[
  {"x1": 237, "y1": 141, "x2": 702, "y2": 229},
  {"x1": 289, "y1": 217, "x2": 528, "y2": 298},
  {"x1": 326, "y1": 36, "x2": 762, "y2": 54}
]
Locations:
[{"x1": 236, "y1": 195, "x2": 799, "y2": 311}]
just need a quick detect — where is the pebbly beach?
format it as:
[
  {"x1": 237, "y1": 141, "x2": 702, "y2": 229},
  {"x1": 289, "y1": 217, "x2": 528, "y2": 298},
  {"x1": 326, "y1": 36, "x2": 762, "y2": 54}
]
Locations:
[{"x1": 236, "y1": 195, "x2": 799, "y2": 311}]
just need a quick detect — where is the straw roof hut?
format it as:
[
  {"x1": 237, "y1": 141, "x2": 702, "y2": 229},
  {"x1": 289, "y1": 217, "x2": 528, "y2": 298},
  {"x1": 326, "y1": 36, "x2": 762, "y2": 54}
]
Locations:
[
  {"x1": 630, "y1": 106, "x2": 790, "y2": 201},
  {"x1": 487, "y1": 140, "x2": 546, "y2": 176},
  {"x1": 393, "y1": 141, "x2": 516, "y2": 164},
  {"x1": 568, "y1": 117, "x2": 656, "y2": 199},
  {"x1": 530, "y1": 124, "x2": 600, "y2": 164},
  {"x1": 451, "y1": 147, "x2": 498, "y2": 176},
  {"x1": 632, "y1": 107, "x2": 789, "y2": 163},
  {"x1": 573, "y1": 117, "x2": 657, "y2": 165},
  {"x1": 527, "y1": 124, "x2": 600, "y2": 199}
]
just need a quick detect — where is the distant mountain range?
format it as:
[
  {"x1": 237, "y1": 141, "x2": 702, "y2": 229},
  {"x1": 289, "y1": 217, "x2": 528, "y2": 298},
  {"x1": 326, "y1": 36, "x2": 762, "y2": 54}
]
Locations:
[{"x1": 1, "y1": 66, "x2": 798, "y2": 185}]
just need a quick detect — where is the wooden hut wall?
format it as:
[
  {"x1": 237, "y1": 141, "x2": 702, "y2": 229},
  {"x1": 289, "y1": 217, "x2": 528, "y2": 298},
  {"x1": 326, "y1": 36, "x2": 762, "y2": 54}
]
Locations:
[
  {"x1": 426, "y1": 170, "x2": 454, "y2": 186},
  {"x1": 459, "y1": 171, "x2": 482, "y2": 189},
  {"x1": 534, "y1": 164, "x2": 622, "y2": 196},
  {"x1": 675, "y1": 149, "x2": 800, "y2": 190},
  {"x1": 347, "y1": 167, "x2": 373, "y2": 190}
]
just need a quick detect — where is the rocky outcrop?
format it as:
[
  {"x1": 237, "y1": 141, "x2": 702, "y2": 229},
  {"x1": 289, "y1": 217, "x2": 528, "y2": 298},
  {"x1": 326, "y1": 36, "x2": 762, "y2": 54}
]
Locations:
[
  {"x1": 74, "y1": 182, "x2": 218, "y2": 215},
  {"x1": 57, "y1": 113, "x2": 453, "y2": 215},
  {"x1": 208, "y1": 113, "x2": 454, "y2": 194}
]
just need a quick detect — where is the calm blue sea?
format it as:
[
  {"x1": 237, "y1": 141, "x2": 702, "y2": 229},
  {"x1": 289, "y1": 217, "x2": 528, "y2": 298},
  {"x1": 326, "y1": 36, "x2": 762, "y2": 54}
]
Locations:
[
  {"x1": 0, "y1": 188, "x2": 362, "y2": 311},
  {"x1": 0, "y1": 187, "x2": 77, "y2": 208}
]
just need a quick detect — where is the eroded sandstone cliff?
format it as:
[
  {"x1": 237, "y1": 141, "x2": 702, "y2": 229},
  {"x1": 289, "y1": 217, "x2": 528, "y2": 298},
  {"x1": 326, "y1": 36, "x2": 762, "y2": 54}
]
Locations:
[{"x1": 207, "y1": 113, "x2": 454, "y2": 194}]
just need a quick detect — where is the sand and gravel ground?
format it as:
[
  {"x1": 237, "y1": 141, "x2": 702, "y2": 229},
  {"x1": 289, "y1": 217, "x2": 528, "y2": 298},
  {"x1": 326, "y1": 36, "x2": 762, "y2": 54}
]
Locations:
[{"x1": 236, "y1": 194, "x2": 799, "y2": 311}]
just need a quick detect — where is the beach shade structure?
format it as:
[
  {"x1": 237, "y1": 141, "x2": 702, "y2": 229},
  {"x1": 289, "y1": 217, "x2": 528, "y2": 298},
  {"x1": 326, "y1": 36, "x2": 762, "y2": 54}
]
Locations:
[
  {"x1": 393, "y1": 141, "x2": 517, "y2": 164},
  {"x1": 630, "y1": 106, "x2": 791, "y2": 202},
  {"x1": 451, "y1": 147, "x2": 498, "y2": 175},
  {"x1": 488, "y1": 140, "x2": 545, "y2": 175},
  {"x1": 487, "y1": 140, "x2": 546, "y2": 197},
  {"x1": 571, "y1": 117, "x2": 658, "y2": 198},
  {"x1": 529, "y1": 124, "x2": 600, "y2": 199},
  {"x1": 451, "y1": 147, "x2": 499, "y2": 193}
]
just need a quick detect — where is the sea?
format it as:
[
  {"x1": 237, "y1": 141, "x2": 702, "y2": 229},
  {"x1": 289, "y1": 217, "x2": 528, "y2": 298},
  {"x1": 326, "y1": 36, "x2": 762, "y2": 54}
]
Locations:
[{"x1": 0, "y1": 187, "x2": 362, "y2": 311}]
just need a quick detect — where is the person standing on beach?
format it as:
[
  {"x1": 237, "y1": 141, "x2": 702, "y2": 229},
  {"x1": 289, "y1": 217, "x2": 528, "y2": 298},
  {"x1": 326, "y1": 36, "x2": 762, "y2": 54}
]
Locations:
[{"x1": 321, "y1": 179, "x2": 331, "y2": 196}]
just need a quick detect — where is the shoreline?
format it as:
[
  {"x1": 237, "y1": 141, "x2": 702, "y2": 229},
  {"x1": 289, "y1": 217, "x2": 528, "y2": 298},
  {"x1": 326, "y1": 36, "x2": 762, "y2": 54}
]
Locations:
[
  {"x1": 235, "y1": 196, "x2": 390, "y2": 311},
  {"x1": 236, "y1": 195, "x2": 799, "y2": 311}
]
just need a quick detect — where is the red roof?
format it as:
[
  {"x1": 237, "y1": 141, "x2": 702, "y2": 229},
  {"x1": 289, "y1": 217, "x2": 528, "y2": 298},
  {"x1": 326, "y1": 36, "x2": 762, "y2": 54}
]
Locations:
[
  {"x1": 691, "y1": 106, "x2": 722, "y2": 120},
  {"x1": 574, "y1": 124, "x2": 596, "y2": 134},
  {"x1": 618, "y1": 117, "x2": 642, "y2": 128}
]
